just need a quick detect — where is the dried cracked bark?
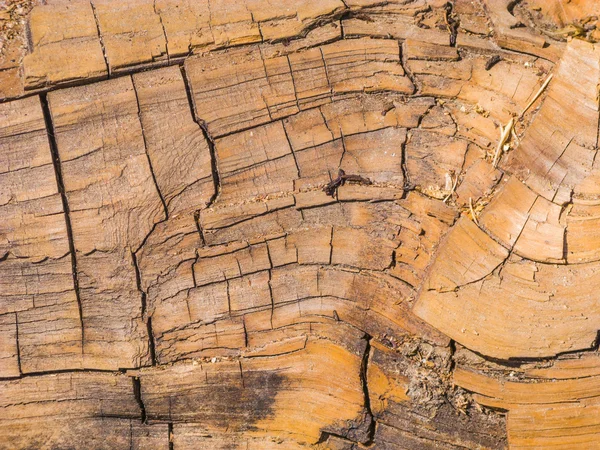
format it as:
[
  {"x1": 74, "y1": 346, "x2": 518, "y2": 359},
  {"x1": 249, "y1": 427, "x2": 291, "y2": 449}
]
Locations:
[{"x1": 2, "y1": 0, "x2": 600, "y2": 448}]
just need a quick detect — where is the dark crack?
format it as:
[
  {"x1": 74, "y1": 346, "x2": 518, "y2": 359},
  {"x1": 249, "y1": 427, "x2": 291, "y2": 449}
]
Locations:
[
  {"x1": 180, "y1": 64, "x2": 221, "y2": 242},
  {"x1": 133, "y1": 376, "x2": 147, "y2": 423},
  {"x1": 40, "y1": 93, "x2": 85, "y2": 357}
]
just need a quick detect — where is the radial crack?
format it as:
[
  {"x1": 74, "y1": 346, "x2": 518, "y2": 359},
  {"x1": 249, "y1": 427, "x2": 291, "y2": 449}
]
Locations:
[{"x1": 40, "y1": 93, "x2": 85, "y2": 357}]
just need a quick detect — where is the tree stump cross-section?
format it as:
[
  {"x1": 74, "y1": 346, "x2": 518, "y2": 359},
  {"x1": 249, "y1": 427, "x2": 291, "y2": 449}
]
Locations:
[{"x1": 2, "y1": 0, "x2": 600, "y2": 449}]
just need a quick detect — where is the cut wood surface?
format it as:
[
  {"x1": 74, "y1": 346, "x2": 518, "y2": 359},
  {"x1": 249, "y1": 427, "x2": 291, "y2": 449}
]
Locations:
[{"x1": 2, "y1": 0, "x2": 600, "y2": 449}]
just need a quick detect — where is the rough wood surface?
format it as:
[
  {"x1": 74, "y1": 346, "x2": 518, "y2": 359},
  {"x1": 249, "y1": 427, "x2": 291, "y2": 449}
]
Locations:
[{"x1": 2, "y1": 0, "x2": 600, "y2": 449}]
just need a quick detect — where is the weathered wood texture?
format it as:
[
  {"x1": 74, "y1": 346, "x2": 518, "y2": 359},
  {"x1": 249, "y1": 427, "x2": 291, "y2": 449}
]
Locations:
[{"x1": 2, "y1": 0, "x2": 600, "y2": 449}]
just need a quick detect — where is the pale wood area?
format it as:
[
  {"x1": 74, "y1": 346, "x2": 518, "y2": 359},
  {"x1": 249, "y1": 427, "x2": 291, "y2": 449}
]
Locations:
[{"x1": 1, "y1": 0, "x2": 600, "y2": 449}]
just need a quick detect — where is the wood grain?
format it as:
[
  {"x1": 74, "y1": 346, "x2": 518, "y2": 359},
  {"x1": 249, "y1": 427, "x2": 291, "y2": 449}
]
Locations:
[{"x1": 4, "y1": 0, "x2": 600, "y2": 448}]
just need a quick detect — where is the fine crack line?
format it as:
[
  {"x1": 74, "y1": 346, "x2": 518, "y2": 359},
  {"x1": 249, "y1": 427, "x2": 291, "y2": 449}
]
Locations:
[
  {"x1": 328, "y1": 227, "x2": 334, "y2": 264},
  {"x1": 242, "y1": 317, "x2": 249, "y2": 348},
  {"x1": 14, "y1": 312, "x2": 22, "y2": 375},
  {"x1": 226, "y1": 278, "x2": 232, "y2": 317},
  {"x1": 285, "y1": 54, "x2": 302, "y2": 113},
  {"x1": 281, "y1": 120, "x2": 302, "y2": 178},
  {"x1": 132, "y1": 250, "x2": 157, "y2": 366},
  {"x1": 319, "y1": 47, "x2": 334, "y2": 103},
  {"x1": 268, "y1": 269, "x2": 275, "y2": 330},
  {"x1": 129, "y1": 420, "x2": 133, "y2": 450},
  {"x1": 153, "y1": 0, "x2": 170, "y2": 63},
  {"x1": 90, "y1": 1, "x2": 110, "y2": 77},
  {"x1": 40, "y1": 93, "x2": 85, "y2": 357},
  {"x1": 131, "y1": 76, "x2": 169, "y2": 222}
]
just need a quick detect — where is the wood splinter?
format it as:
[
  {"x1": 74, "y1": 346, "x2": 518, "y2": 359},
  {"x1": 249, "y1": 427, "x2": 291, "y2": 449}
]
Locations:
[
  {"x1": 491, "y1": 74, "x2": 552, "y2": 168},
  {"x1": 324, "y1": 169, "x2": 372, "y2": 197},
  {"x1": 469, "y1": 197, "x2": 479, "y2": 225},
  {"x1": 520, "y1": 74, "x2": 553, "y2": 118},
  {"x1": 511, "y1": 127, "x2": 519, "y2": 144},
  {"x1": 492, "y1": 117, "x2": 514, "y2": 168},
  {"x1": 443, "y1": 170, "x2": 459, "y2": 203}
]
